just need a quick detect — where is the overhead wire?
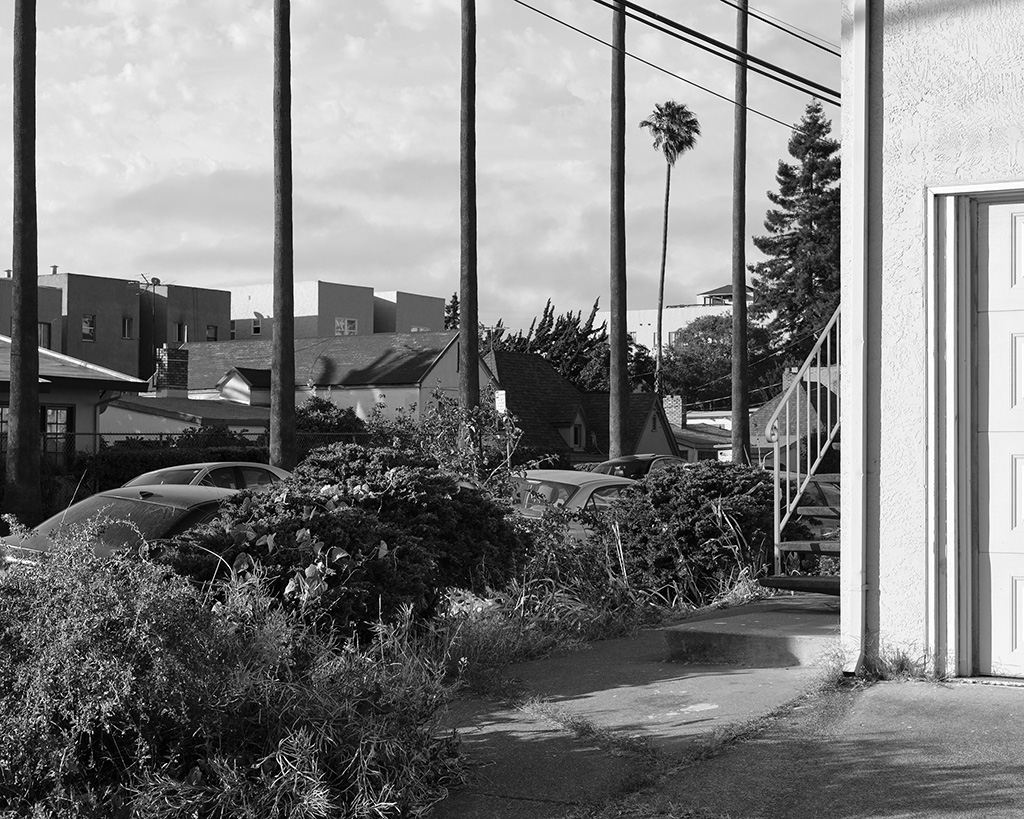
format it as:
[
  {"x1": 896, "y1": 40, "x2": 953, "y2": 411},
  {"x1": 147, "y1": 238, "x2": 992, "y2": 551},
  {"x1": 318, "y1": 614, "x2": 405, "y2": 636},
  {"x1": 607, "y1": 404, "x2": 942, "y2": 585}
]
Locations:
[
  {"x1": 612, "y1": 0, "x2": 840, "y2": 102},
  {"x1": 508, "y1": 0, "x2": 812, "y2": 133},
  {"x1": 715, "y1": 0, "x2": 840, "y2": 57}
]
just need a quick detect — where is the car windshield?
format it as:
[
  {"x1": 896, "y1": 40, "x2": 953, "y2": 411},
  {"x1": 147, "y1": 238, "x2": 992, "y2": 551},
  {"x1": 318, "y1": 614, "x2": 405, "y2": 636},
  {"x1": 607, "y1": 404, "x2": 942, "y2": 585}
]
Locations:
[
  {"x1": 124, "y1": 468, "x2": 205, "y2": 487},
  {"x1": 27, "y1": 496, "x2": 191, "y2": 552},
  {"x1": 519, "y1": 479, "x2": 580, "y2": 512},
  {"x1": 594, "y1": 460, "x2": 650, "y2": 479}
]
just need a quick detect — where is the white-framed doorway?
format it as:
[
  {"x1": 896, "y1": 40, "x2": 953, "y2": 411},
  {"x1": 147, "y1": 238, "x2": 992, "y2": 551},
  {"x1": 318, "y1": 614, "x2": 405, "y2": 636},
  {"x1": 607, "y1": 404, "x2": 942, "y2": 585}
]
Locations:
[{"x1": 929, "y1": 182, "x2": 1024, "y2": 678}]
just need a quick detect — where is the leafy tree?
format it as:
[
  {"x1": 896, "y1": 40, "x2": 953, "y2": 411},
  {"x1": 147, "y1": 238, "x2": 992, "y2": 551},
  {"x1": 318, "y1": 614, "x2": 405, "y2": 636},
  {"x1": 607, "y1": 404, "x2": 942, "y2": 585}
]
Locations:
[
  {"x1": 7, "y1": 0, "x2": 42, "y2": 522},
  {"x1": 639, "y1": 100, "x2": 700, "y2": 395},
  {"x1": 661, "y1": 314, "x2": 778, "y2": 410},
  {"x1": 444, "y1": 291, "x2": 460, "y2": 329},
  {"x1": 750, "y1": 100, "x2": 840, "y2": 361},
  {"x1": 491, "y1": 300, "x2": 654, "y2": 392}
]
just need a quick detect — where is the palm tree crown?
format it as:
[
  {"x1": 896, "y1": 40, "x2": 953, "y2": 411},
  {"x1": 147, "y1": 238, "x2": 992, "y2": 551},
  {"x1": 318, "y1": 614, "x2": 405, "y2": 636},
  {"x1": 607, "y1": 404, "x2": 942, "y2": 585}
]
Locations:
[{"x1": 640, "y1": 100, "x2": 700, "y2": 166}]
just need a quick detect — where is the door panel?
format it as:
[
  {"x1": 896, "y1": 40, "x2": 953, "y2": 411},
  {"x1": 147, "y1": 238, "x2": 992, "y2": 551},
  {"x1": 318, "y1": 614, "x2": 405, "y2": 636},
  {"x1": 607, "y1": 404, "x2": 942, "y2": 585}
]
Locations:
[{"x1": 977, "y1": 201, "x2": 1024, "y2": 677}]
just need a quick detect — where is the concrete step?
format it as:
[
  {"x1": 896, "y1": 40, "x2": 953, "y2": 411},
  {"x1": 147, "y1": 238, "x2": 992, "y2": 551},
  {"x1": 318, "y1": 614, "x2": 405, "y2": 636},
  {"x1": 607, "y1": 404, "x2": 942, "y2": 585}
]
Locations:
[
  {"x1": 760, "y1": 575, "x2": 840, "y2": 596},
  {"x1": 779, "y1": 540, "x2": 841, "y2": 554},
  {"x1": 662, "y1": 594, "x2": 840, "y2": 668}
]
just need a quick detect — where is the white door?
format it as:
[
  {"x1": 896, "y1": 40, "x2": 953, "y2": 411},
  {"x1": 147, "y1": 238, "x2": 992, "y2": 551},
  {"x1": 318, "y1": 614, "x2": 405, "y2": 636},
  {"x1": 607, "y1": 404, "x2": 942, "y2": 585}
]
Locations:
[{"x1": 977, "y1": 201, "x2": 1024, "y2": 676}]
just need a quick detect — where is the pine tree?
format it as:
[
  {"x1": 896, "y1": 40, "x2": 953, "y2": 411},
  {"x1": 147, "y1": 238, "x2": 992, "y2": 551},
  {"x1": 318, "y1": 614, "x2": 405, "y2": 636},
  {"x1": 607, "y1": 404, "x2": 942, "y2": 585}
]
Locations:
[
  {"x1": 444, "y1": 292, "x2": 460, "y2": 329},
  {"x1": 750, "y1": 100, "x2": 840, "y2": 362}
]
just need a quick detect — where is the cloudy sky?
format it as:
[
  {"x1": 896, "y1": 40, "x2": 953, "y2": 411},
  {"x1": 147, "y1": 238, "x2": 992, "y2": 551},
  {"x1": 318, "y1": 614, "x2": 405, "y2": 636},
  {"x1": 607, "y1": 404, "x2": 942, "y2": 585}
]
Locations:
[{"x1": 0, "y1": 0, "x2": 840, "y2": 330}]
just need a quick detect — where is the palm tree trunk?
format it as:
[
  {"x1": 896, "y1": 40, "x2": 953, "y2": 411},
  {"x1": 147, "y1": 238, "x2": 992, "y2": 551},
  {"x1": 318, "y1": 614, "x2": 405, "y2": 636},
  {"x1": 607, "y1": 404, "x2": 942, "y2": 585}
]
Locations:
[
  {"x1": 654, "y1": 161, "x2": 672, "y2": 396},
  {"x1": 730, "y1": 0, "x2": 751, "y2": 464},
  {"x1": 459, "y1": 0, "x2": 480, "y2": 410},
  {"x1": 608, "y1": 0, "x2": 628, "y2": 458},
  {"x1": 271, "y1": 0, "x2": 296, "y2": 469},
  {"x1": 7, "y1": 0, "x2": 41, "y2": 522}
]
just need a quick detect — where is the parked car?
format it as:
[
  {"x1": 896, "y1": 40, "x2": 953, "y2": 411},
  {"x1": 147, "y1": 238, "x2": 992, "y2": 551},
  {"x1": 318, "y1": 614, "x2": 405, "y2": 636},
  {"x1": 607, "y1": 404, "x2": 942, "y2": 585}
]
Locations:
[
  {"x1": 590, "y1": 454, "x2": 689, "y2": 479},
  {"x1": 123, "y1": 461, "x2": 291, "y2": 492},
  {"x1": 2, "y1": 484, "x2": 236, "y2": 562},
  {"x1": 513, "y1": 469, "x2": 636, "y2": 518}
]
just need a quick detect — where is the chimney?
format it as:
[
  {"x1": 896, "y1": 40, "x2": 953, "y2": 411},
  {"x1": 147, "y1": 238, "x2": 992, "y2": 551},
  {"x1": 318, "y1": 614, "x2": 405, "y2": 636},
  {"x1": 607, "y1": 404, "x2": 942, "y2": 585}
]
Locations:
[
  {"x1": 153, "y1": 344, "x2": 189, "y2": 396},
  {"x1": 4, "y1": 270, "x2": 10, "y2": 278},
  {"x1": 50, "y1": 265, "x2": 58, "y2": 275},
  {"x1": 662, "y1": 395, "x2": 687, "y2": 428}
]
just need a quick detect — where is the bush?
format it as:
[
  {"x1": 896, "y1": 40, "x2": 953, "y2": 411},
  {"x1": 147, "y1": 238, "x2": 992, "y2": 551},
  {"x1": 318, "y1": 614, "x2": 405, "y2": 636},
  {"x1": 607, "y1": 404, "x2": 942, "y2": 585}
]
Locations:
[
  {"x1": 590, "y1": 461, "x2": 777, "y2": 607},
  {"x1": 164, "y1": 443, "x2": 530, "y2": 635},
  {"x1": 0, "y1": 536, "x2": 461, "y2": 818}
]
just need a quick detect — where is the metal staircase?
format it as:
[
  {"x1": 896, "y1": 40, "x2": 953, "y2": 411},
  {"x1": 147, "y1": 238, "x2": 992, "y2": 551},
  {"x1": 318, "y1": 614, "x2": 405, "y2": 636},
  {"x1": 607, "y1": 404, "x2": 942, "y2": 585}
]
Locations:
[{"x1": 760, "y1": 306, "x2": 841, "y2": 596}]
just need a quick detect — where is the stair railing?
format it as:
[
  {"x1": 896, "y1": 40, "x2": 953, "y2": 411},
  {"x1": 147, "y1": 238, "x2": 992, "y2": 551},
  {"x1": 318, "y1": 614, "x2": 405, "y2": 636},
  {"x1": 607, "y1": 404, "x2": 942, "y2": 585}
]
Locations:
[{"x1": 766, "y1": 305, "x2": 841, "y2": 574}]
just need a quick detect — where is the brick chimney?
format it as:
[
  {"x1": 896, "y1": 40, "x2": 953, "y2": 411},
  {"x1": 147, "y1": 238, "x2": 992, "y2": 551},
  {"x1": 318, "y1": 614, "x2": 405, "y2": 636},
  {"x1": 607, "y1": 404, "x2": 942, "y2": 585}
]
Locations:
[
  {"x1": 662, "y1": 395, "x2": 687, "y2": 428},
  {"x1": 154, "y1": 344, "x2": 189, "y2": 396}
]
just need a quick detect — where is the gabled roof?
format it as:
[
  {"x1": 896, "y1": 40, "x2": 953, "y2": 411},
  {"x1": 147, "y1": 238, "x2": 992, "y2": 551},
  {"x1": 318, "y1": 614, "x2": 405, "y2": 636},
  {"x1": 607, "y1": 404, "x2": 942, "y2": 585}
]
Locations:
[
  {"x1": 486, "y1": 350, "x2": 587, "y2": 453},
  {"x1": 674, "y1": 422, "x2": 732, "y2": 450},
  {"x1": 698, "y1": 284, "x2": 754, "y2": 297},
  {"x1": 0, "y1": 335, "x2": 147, "y2": 391},
  {"x1": 108, "y1": 395, "x2": 271, "y2": 427},
  {"x1": 580, "y1": 392, "x2": 672, "y2": 456},
  {"x1": 230, "y1": 367, "x2": 272, "y2": 389},
  {"x1": 748, "y1": 384, "x2": 834, "y2": 446},
  {"x1": 184, "y1": 331, "x2": 457, "y2": 391}
]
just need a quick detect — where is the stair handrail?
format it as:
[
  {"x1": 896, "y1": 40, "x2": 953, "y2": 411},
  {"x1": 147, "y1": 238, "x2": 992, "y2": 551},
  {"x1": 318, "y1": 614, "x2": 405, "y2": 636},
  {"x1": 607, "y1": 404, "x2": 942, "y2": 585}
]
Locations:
[{"x1": 766, "y1": 304, "x2": 841, "y2": 574}]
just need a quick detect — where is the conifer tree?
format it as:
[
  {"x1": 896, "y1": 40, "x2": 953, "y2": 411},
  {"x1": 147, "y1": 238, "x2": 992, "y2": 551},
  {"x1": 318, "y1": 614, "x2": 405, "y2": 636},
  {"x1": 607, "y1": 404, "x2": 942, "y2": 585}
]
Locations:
[{"x1": 750, "y1": 100, "x2": 840, "y2": 362}]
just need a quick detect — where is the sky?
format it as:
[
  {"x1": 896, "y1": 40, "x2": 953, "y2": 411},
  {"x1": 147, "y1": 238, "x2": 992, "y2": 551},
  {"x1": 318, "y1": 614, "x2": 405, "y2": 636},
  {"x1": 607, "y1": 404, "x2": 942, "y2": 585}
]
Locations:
[{"x1": 0, "y1": 0, "x2": 840, "y2": 331}]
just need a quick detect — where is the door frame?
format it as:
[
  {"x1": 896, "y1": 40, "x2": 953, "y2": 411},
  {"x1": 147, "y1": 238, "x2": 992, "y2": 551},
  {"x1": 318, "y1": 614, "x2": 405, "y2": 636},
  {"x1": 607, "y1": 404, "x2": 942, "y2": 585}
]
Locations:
[{"x1": 928, "y1": 181, "x2": 1024, "y2": 677}]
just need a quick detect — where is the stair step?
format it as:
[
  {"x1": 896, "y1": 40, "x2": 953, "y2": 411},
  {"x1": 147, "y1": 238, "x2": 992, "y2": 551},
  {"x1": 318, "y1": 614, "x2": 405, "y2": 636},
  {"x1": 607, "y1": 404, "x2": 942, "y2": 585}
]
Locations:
[
  {"x1": 779, "y1": 540, "x2": 841, "y2": 554},
  {"x1": 796, "y1": 506, "x2": 841, "y2": 517},
  {"x1": 807, "y1": 473, "x2": 841, "y2": 483},
  {"x1": 759, "y1": 575, "x2": 840, "y2": 596}
]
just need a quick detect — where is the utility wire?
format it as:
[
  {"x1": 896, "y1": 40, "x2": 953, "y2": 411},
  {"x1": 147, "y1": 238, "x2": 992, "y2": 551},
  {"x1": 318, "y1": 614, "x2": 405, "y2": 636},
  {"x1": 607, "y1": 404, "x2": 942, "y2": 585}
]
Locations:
[
  {"x1": 748, "y1": 2, "x2": 840, "y2": 51},
  {"x1": 716, "y1": 0, "x2": 840, "y2": 57},
  {"x1": 614, "y1": 0, "x2": 840, "y2": 101},
  {"x1": 509, "y1": 0, "x2": 811, "y2": 133}
]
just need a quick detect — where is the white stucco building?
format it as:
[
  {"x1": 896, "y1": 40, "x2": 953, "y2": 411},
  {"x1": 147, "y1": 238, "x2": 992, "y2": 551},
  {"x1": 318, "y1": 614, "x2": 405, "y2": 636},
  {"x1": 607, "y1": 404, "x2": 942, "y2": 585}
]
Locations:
[{"x1": 842, "y1": 0, "x2": 1024, "y2": 679}]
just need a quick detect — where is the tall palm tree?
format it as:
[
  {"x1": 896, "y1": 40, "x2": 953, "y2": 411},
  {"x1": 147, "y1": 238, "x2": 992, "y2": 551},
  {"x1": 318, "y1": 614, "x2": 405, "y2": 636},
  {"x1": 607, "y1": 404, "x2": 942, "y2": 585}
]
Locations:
[
  {"x1": 7, "y1": 0, "x2": 41, "y2": 521},
  {"x1": 608, "y1": 0, "x2": 627, "y2": 459},
  {"x1": 459, "y1": 0, "x2": 479, "y2": 410},
  {"x1": 271, "y1": 0, "x2": 296, "y2": 469},
  {"x1": 639, "y1": 101, "x2": 700, "y2": 396}
]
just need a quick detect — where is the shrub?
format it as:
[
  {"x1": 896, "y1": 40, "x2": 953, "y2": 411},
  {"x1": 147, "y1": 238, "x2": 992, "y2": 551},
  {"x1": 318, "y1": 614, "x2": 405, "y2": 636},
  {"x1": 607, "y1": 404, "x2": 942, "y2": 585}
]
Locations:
[
  {"x1": 589, "y1": 461, "x2": 777, "y2": 608},
  {"x1": 0, "y1": 536, "x2": 461, "y2": 818},
  {"x1": 164, "y1": 443, "x2": 530, "y2": 634},
  {"x1": 295, "y1": 395, "x2": 365, "y2": 435}
]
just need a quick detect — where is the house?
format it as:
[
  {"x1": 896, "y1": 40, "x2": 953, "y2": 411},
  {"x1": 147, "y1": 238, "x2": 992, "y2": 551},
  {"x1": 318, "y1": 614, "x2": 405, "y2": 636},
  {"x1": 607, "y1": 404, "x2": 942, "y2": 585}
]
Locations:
[
  {"x1": 229, "y1": 281, "x2": 444, "y2": 340},
  {"x1": 0, "y1": 335, "x2": 147, "y2": 464},
  {"x1": 179, "y1": 331, "x2": 495, "y2": 421},
  {"x1": 841, "y1": 0, "x2": 1024, "y2": 678},
  {"x1": 486, "y1": 350, "x2": 677, "y2": 465}
]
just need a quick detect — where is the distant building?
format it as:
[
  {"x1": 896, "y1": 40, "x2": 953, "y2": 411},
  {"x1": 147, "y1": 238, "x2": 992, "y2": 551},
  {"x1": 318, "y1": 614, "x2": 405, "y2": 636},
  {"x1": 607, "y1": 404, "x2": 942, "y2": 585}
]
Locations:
[
  {"x1": 229, "y1": 281, "x2": 444, "y2": 340},
  {"x1": 0, "y1": 275, "x2": 63, "y2": 352}
]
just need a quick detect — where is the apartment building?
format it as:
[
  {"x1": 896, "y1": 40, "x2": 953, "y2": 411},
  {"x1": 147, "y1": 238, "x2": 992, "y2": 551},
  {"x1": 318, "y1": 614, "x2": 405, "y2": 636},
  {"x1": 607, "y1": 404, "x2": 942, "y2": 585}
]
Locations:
[{"x1": 0, "y1": 276, "x2": 63, "y2": 352}]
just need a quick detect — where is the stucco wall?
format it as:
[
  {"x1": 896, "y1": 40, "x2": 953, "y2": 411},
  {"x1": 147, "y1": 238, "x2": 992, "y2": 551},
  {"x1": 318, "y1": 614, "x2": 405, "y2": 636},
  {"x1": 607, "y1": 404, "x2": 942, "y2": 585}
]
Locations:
[{"x1": 843, "y1": 0, "x2": 1024, "y2": 660}]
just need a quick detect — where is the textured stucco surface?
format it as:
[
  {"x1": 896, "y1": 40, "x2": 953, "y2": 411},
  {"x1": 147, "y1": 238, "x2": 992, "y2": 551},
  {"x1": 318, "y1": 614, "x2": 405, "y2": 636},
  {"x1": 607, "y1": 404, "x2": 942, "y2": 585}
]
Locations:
[{"x1": 843, "y1": 0, "x2": 1024, "y2": 660}]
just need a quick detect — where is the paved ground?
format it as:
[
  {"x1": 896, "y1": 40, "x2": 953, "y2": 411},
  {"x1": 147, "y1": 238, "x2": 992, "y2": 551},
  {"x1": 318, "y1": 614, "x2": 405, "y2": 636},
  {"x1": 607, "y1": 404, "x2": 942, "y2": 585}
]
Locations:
[{"x1": 432, "y1": 594, "x2": 1024, "y2": 819}]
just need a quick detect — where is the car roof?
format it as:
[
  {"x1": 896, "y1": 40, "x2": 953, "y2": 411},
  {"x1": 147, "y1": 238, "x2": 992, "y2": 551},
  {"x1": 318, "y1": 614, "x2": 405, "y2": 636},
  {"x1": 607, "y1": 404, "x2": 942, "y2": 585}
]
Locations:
[
  {"x1": 129, "y1": 461, "x2": 291, "y2": 480},
  {"x1": 93, "y1": 484, "x2": 238, "y2": 509},
  {"x1": 521, "y1": 469, "x2": 636, "y2": 487}
]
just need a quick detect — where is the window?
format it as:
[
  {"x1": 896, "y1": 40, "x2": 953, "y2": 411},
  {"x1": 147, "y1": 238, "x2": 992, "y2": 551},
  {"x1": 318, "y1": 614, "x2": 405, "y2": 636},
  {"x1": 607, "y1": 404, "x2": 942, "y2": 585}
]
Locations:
[
  {"x1": 252, "y1": 318, "x2": 262, "y2": 336},
  {"x1": 334, "y1": 317, "x2": 358, "y2": 336},
  {"x1": 122, "y1": 317, "x2": 133, "y2": 339},
  {"x1": 82, "y1": 314, "x2": 96, "y2": 342},
  {"x1": 206, "y1": 324, "x2": 218, "y2": 342},
  {"x1": 230, "y1": 320, "x2": 236, "y2": 340},
  {"x1": 628, "y1": 331, "x2": 637, "y2": 343},
  {"x1": 37, "y1": 322, "x2": 51, "y2": 349},
  {"x1": 668, "y1": 330, "x2": 678, "y2": 346},
  {"x1": 572, "y1": 424, "x2": 582, "y2": 448},
  {"x1": 172, "y1": 322, "x2": 186, "y2": 343}
]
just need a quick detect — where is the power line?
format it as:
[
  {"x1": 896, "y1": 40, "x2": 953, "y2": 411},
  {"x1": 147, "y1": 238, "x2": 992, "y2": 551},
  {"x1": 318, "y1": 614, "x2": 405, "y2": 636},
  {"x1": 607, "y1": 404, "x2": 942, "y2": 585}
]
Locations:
[
  {"x1": 611, "y1": 0, "x2": 840, "y2": 102},
  {"x1": 508, "y1": 0, "x2": 812, "y2": 133},
  {"x1": 749, "y1": 2, "x2": 840, "y2": 51},
  {"x1": 716, "y1": 0, "x2": 840, "y2": 57}
]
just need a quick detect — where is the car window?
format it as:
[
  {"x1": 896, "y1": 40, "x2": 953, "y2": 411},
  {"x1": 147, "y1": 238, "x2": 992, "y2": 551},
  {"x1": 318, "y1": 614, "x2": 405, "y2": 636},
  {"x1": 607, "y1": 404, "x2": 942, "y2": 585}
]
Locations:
[
  {"x1": 124, "y1": 468, "x2": 204, "y2": 487},
  {"x1": 521, "y1": 480, "x2": 578, "y2": 511},
  {"x1": 164, "y1": 503, "x2": 223, "y2": 537},
  {"x1": 200, "y1": 467, "x2": 238, "y2": 490},
  {"x1": 239, "y1": 466, "x2": 278, "y2": 489},
  {"x1": 30, "y1": 497, "x2": 189, "y2": 551},
  {"x1": 584, "y1": 486, "x2": 628, "y2": 511}
]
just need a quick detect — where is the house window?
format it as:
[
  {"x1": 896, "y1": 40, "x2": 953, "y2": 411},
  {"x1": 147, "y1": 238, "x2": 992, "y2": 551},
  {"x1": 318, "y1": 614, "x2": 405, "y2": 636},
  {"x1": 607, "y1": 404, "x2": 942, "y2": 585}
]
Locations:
[
  {"x1": 628, "y1": 331, "x2": 637, "y2": 343},
  {"x1": 206, "y1": 324, "x2": 218, "y2": 342},
  {"x1": 172, "y1": 322, "x2": 186, "y2": 343},
  {"x1": 667, "y1": 330, "x2": 678, "y2": 346},
  {"x1": 82, "y1": 314, "x2": 96, "y2": 342},
  {"x1": 230, "y1": 320, "x2": 236, "y2": 340},
  {"x1": 0, "y1": 404, "x2": 75, "y2": 465},
  {"x1": 122, "y1": 317, "x2": 133, "y2": 339},
  {"x1": 334, "y1": 317, "x2": 358, "y2": 336},
  {"x1": 37, "y1": 322, "x2": 51, "y2": 349},
  {"x1": 572, "y1": 424, "x2": 582, "y2": 449},
  {"x1": 252, "y1": 318, "x2": 262, "y2": 336}
]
